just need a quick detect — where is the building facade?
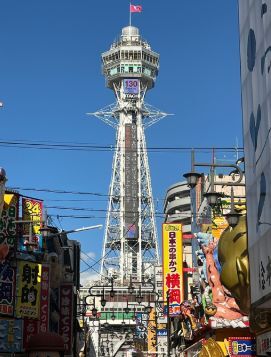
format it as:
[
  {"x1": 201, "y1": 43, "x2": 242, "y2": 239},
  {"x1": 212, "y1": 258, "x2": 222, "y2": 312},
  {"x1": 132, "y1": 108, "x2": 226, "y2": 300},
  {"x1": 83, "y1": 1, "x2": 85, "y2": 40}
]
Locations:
[{"x1": 239, "y1": 1, "x2": 271, "y2": 354}]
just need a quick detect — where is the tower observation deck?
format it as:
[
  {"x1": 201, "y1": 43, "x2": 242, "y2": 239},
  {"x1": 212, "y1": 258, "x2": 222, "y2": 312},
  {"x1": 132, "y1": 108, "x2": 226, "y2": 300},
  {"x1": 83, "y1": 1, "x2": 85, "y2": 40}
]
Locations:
[{"x1": 90, "y1": 26, "x2": 168, "y2": 284}]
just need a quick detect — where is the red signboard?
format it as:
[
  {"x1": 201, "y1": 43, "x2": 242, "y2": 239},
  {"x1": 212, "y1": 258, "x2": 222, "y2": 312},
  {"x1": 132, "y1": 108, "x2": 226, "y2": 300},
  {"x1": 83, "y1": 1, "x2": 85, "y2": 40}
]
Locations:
[
  {"x1": 39, "y1": 265, "x2": 49, "y2": 333},
  {"x1": 59, "y1": 284, "x2": 73, "y2": 354},
  {"x1": 23, "y1": 319, "x2": 39, "y2": 350}
]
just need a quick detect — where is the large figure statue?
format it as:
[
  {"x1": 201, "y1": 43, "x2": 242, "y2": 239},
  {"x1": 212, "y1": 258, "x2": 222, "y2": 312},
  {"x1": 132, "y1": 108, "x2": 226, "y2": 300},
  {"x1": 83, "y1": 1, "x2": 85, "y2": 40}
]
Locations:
[
  {"x1": 218, "y1": 213, "x2": 250, "y2": 314},
  {"x1": 196, "y1": 232, "x2": 244, "y2": 320}
]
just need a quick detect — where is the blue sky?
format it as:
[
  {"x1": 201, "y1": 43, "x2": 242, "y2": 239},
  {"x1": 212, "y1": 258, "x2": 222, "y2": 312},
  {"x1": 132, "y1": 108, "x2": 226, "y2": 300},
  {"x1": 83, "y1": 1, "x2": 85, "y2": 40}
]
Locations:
[{"x1": 0, "y1": 1, "x2": 242, "y2": 282}]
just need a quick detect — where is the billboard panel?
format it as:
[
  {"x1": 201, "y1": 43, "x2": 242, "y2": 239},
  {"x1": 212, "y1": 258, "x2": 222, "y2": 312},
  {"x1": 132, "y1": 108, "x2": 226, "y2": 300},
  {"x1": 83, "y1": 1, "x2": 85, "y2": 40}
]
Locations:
[
  {"x1": 0, "y1": 262, "x2": 15, "y2": 316},
  {"x1": 238, "y1": 1, "x2": 271, "y2": 304},
  {"x1": 20, "y1": 198, "x2": 43, "y2": 253},
  {"x1": 0, "y1": 193, "x2": 19, "y2": 251},
  {"x1": 0, "y1": 319, "x2": 23, "y2": 353},
  {"x1": 59, "y1": 284, "x2": 73, "y2": 354},
  {"x1": 16, "y1": 261, "x2": 42, "y2": 318},
  {"x1": 162, "y1": 223, "x2": 183, "y2": 316},
  {"x1": 147, "y1": 308, "x2": 157, "y2": 353}
]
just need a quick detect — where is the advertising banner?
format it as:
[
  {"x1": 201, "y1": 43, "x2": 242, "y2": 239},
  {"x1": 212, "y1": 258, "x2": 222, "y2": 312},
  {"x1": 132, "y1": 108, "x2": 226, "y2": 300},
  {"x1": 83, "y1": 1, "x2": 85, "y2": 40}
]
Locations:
[
  {"x1": 0, "y1": 262, "x2": 15, "y2": 315},
  {"x1": 21, "y1": 198, "x2": 43, "y2": 253},
  {"x1": 163, "y1": 223, "x2": 183, "y2": 316},
  {"x1": 0, "y1": 319, "x2": 23, "y2": 353},
  {"x1": 23, "y1": 319, "x2": 39, "y2": 350},
  {"x1": 16, "y1": 261, "x2": 42, "y2": 318},
  {"x1": 39, "y1": 265, "x2": 50, "y2": 333},
  {"x1": 0, "y1": 193, "x2": 19, "y2": 251},
  {"x1": 59, "y1": 284, "x2": 73, "y2": 354},
  {"x1": 256, "y1": 331, "x2": 271, "y2": 356},
  {"x1": 229, "y1": 337, "x2": 256, "y2": 356},
  {"x1": 135, "y1": 312, "x2": 148, "y2": 340},
  {"x1": 147, "y1": 308, "x2": 157, "y2": 353}
]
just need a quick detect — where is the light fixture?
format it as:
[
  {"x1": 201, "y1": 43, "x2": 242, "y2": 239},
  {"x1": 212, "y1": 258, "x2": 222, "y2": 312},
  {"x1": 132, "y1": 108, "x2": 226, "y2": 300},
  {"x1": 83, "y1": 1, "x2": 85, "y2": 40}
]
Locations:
[
  {"x1": 224, "y1": 187, "x2": 241, "y2": 228},
  {"x1": 183, "y1": 172, "x2": 202, "y2": 189},
  {"x1": 110, "y1": 277, "x2": 115, "y2": 298},
  {"x1": 136, "y1": 286, "x2": 143, "y2": 304},
  {"x1": 101, "y1": 288, "x2": 107, "y2": 307},
  {"x1": 128, "y1": 275, "x2": 134, "y2": 294},
  {"x1": 92, "y1": 307, "x2": 98, "y2": 317},
  {"x1": 204, "y1": 191, "x2": 222, "y2": 207},
  {"x1": 124, "y1": 301, "x2": 130, "y2": 314}
]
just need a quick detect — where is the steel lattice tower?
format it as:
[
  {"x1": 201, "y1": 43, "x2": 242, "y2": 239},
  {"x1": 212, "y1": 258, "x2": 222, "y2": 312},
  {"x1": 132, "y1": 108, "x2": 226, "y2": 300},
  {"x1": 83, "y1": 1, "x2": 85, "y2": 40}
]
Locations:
[{"x1": 90, "y1": 26, "x2": 168, "y2": 284}]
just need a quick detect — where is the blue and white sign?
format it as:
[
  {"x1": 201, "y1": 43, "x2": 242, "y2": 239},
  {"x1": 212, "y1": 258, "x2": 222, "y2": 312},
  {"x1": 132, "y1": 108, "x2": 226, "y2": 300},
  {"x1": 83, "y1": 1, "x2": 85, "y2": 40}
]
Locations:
[{"x1": 157, "y1": 329, "x2": 167, "y2": 337}]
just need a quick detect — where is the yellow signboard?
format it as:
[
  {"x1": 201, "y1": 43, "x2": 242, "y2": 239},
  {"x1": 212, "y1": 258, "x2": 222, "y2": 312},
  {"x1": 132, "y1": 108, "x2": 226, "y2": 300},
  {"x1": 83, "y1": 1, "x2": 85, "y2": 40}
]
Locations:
[
  {"x1": 162, "y1": 223, "x2": 183, "y2": 316},
  {"x1": 148, "y1": 308, "x2": 157, "y2": 353},
  {"x1": 16, "y1": 261, "x2": 42, "y2": 318}
]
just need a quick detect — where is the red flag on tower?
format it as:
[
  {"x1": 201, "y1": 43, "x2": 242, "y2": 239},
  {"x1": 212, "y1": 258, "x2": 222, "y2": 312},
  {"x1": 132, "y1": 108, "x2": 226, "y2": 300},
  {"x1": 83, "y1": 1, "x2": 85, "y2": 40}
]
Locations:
[{"x1": 130, "y1": 4, "x2": 142, "y2": 13}]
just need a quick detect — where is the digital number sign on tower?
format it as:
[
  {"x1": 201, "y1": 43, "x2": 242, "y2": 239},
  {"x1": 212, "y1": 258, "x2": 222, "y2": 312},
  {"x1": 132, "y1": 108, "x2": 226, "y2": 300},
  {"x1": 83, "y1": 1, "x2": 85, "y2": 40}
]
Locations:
[{"x1": 123, "y1": 79, "x2": 139, "y2": 94}]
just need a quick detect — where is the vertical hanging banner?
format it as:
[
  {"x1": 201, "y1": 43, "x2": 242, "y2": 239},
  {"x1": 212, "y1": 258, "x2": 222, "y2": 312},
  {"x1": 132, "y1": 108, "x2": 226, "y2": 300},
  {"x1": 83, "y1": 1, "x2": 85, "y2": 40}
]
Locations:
[
  {"x1": 0, "y1": 319, "x2": 23, "y2": 353},
  {"x1": 39, "y1": 265, "x2": 50, "y2": 332},
  {"x1": 23, "y1": 319, "x2": 39, "y2": 350},
  {"x1": 21, "y1": 198, "x2": 43, "y2": 252},
  {"x1": 163, "y1": 223, "x2": 183, "y2": 316},
  {"x1": 147, "y1": 308, "x2": 157, "y2": 354},
  {"x1": 0, "y1": 262, "x2": 15, "y2": 315},
  {"x1": 0, "y1": 193, "x2": 19, "y2": 251},
  {"x1": 59, "y1": 284, "x2": 73, "y2": 354},
  {"x1": 16, "y1": 261, "x2": 42, "y2": 318}
]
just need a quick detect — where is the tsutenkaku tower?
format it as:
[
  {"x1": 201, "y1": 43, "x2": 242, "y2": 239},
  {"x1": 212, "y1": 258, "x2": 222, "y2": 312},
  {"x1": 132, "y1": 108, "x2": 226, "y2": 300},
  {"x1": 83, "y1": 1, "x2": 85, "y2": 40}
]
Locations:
[{"x1": 91, "y1": 26, "x2": 168, "y2": 284}]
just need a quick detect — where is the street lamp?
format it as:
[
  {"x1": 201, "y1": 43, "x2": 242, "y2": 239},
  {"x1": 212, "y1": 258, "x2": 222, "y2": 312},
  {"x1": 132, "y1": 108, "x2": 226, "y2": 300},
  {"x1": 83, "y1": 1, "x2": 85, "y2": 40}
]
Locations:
[
  {"x1": 101, "y1": 288, "x2": 107, "y2": 307},
  {"x1": 136, "y1": 285, "x2": 143, "y2": 304},
  {"x1": 224, "y1": 187, "x2": 242, "y2": 228}
]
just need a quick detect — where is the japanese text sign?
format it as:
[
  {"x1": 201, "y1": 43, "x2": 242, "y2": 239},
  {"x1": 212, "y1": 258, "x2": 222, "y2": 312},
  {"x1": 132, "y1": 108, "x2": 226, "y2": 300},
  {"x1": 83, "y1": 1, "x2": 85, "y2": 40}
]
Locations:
[
  {"x1": 147, "y1": 308, "x2": 157, "y2": 352},
  {"x1": 39, "y1": 265, "x2": 49, "y2": 333},
  {"x1": 0, "y1": 262, "x2": 15, "y2": 315},
  {"x1": 16, "y1": 261, "x2": 41, "y2": 318},
  {"x1": 0, "y1": 193, "x2": 19, "y2": 250},
  {"x1": 229, "y1": 337, "x2": 256, "y2": 356},
  {"x1": 21, "y1": 198, "x2": 43, "y2": 253},
  {"x1": 163, "y1": 223, "x2": 183, "y2": 316},
  {"x1": 59, "y1": 284, "x2": 73, "y2": 354},
  {"x1": 0, "y1": 319, "x2": 23, "y2": 353}
]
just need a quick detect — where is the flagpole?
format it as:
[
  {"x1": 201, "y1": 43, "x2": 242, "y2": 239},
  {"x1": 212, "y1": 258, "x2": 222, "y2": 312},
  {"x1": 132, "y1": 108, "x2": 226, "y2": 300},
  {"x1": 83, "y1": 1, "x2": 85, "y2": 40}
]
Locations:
[{"x1": 129, "y1": 1, "x2": 132, "y2": 26}]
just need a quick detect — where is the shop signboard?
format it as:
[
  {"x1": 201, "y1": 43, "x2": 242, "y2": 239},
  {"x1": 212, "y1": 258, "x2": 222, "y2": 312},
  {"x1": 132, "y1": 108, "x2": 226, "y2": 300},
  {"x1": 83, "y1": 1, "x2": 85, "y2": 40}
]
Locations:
[
  {"x1": 147, "y1": 308, "x2": 157, "y2": 352},
  {"x1": 16, "y1": 261, "x2": 42, "y2": 318},
  {"x1": 162, "y1": 223, "x2": 183, "y2": 316},
  {"x1": 0, "y1": 262, "x2": 15, "y2": 316},
  {"x1": 39, "y1": 265, "x2": 49, "y2": 332},
  {"x1": 229, "y1": 337, "x2": 256, "y2": 356},
  {"x1": 135, "y1": 312, "x2": 148, "y2": 340},
  {"x1": 256, "y1": 331, "x2": 271, "y2": 356},
  {"x1": 23, "y1": 319, "x2": 39, "y2": 350},
  {"x1": 0, "y1": 193, "x2": 19, "y2": 251},
  {"x1": 157, "y1": 329, "x2": 167, "y2": 336},
  {"x1": 59, "y1": 284, "x2": 73, "y2": 354},
  {"x1": 0, "y1": 319, "x2": 23, "y2": 353},
  {"x1": 20, "y1": 198, "x2": 43, "y2": 253}
]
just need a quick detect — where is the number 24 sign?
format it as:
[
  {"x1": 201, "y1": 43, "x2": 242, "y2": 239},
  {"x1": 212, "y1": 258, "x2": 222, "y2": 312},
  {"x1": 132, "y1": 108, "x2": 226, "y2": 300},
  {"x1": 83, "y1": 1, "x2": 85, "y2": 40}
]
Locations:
[{"x1": 123, "y1": 79, "x2": 139, "y2": 94}]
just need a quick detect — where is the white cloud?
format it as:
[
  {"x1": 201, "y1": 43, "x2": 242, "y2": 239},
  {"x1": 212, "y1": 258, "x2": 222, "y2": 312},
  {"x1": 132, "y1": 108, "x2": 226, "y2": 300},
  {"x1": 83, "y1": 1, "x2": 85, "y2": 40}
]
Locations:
[{"x1": 80, "y1": 271, "x2": 100, "y2": 287}]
